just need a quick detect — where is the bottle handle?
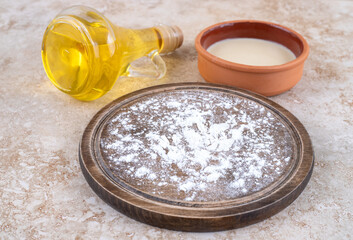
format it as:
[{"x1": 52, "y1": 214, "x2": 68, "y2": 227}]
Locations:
[{"x1": 125, "y1": 50, "x2": 167, "y2": 79}]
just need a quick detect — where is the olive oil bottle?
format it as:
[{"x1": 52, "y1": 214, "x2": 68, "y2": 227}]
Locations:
[{"x1": 42, "y1": 6, "x2": 183, "y2": 101}]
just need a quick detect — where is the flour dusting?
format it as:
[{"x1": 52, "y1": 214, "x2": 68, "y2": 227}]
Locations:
[{"x1": 100, "y1": 90, "x2": 294, "y2": 202}]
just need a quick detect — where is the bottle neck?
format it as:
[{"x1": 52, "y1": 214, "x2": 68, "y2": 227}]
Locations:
[{"x1": 113, "y1": 25, "x2": 183, "y2": 60}]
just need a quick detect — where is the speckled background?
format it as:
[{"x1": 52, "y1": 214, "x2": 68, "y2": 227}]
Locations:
[{"x1": 0, "y1": 0, "x2": 352, "y2": 239}]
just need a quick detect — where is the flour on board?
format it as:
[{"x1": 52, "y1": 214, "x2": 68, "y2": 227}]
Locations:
[{"x1": 100, "y1": 90, "x2": 294, "y2": 202}]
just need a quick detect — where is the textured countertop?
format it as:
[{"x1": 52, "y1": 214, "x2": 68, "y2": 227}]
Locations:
[{"x1": 1, "y1": 0, "x2": 352, "y2": 239}]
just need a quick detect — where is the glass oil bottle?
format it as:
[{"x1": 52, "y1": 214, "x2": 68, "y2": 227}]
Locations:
[{"x1": 41, "y1": 6, "x2": 183, "y2": 101}]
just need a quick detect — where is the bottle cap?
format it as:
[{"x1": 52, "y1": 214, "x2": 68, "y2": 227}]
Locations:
[{"x1": 155, "y1": 25, "x2": 183, "y2": 53}]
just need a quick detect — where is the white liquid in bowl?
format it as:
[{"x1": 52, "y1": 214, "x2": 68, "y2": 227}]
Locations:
[{"x1": 207, "y1": 38, "x2": 296, "y2": 66}]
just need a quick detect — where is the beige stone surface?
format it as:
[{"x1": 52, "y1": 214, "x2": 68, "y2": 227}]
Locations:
[{"x1": 0, "y1": 0, "x2": 352, "y2": 239}]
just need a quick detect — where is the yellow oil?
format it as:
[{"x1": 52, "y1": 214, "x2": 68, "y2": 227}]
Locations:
[{"x1": 42, "y1": 8, "x2": 162, "y2": 101}]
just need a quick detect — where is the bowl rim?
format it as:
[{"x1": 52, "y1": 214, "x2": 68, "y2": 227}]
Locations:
[{"x1": 195, "y1": 20, "x2": 310, "y2": 73}]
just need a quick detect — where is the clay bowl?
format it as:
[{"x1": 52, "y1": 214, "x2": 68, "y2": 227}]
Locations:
[{"x1": 195, "y1": 20, "x2": 309, "y2": 96}]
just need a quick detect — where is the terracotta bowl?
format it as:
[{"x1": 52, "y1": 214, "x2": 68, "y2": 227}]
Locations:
[{"x1": 195, "y1": 20, "x2": 309, "y2": 96}]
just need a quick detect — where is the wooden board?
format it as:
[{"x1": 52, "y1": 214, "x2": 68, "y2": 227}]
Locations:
[{"x1": 79, "y1": 83, "x2": 314, "y2": 232}]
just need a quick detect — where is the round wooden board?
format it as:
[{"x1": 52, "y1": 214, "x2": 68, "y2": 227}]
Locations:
[{"x1": 79, "y1": 83, "x2": 314, "y2": 232}]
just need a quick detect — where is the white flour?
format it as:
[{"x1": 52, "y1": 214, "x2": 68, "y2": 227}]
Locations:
[{"x1": 100, "y1": 90, "x2": 294, "y2": 202}]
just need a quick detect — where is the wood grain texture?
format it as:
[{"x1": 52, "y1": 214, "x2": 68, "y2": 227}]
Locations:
[{"x1": 79, "y1": 83, "x2": 314, "y2": 232}]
